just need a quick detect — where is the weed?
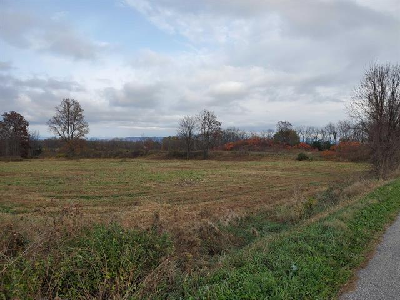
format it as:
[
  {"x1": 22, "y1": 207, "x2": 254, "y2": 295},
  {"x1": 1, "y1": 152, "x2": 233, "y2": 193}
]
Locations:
[
  {"x1": 302, "y1": 196, "x2": 319, "y2": 217},
  {"x1": 176, "y1": 178, "x2": 400, "y2": 299},
  {"x1": 0, "y1": 224, "x2": 28, "y2": 258},
  {"x1": 1, "y1": 223, "x2": 172, "y2": 299}
]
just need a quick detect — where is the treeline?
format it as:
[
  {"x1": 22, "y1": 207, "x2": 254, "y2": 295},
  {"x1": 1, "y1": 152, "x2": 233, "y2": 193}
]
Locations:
[
  {"x1": 170, "y1": 114, "x2": 366, "y2": 156},
  {"x1": 39, "y1": 138, "x2": 162, "y2": 158},
  {"x1": 0, "y1": 110, "x2": 366, "y2": 160},
  {"x1": 43, "y1": 120, "x2": 366, "y2": 159}
]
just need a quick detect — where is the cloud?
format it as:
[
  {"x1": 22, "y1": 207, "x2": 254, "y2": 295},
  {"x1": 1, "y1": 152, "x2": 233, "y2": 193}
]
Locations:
[
  {"x1": 14, "y1": 77, "x2": 84, "y2": 92},
  {"x1": 123, "y1": 0, "x2": 399, "y2": 100},
  {"x1": 209, "y1": 81, "x2": 247, "y2": 98},
  {"x1": 0, "y1": 73, "x2": 84, "y2": 123},
  {"x1": 1, "y1": 0, "x2": 399, "y2": 137},
  {"x1": 103, "y1": 82, "x2": 165, "y2": 108},
  {"x1": 130, "y1": 49, "x2": 173, "y2": 68},
  {"x1": 0, "y1": 61, "x2": 14, "y2": 71},
  {"x1": 124, "y1": 0, "x2": 400, "y2": 44},
  {"x1": 0, "y1": 9, "x2": 108, "y2": 60}
]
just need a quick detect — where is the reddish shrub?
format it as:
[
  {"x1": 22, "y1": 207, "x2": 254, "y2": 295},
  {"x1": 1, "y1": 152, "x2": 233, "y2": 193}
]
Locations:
[
  {"x1": 321, "y1": 141, "x2": 369, "y2": 162},
  {"x1": 336, "y1": 141, "x2": 369, "y2": 161},
  {"x1": 321, "y1": 150, "x2": 337, "y2": 160},
  {"x1": 293, "y1": 142, "x2": 313, "y2": 150},
  {"x1": 222, "y1": 138, "x2": 274, "y2": 151}
]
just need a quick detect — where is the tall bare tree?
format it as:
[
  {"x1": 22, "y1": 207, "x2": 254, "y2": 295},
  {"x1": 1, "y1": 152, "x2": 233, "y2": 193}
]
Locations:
[
  {"x1": 197, "y1": 109, "x2": 221, "y2": 159},
  {"x1": 221, "y1": 127, "x2": 248, "y2": 143},
  {"x1": 350, "y1": 63, "x2": 400, "y2": 178},
  {"x1": 177, "y1": 115, "x2": 197, "y2": 159},
  {"x1": 47, "y1": 99, "x2": 89, "y2": 156}
]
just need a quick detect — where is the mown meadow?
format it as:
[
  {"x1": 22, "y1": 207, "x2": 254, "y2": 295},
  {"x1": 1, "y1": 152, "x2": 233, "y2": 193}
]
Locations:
[{"x1": 1, "y1": 156, "x2": 399, "y2": 299}]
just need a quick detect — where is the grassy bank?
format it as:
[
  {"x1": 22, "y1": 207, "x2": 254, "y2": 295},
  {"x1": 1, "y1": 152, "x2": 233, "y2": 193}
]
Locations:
[{"x1": 174, "y1": 178, "x2": 400, "y2": 299}]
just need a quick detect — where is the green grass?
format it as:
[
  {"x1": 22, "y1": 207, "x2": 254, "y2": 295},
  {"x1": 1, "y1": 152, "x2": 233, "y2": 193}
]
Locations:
[
  {"x1": 170, "y1": 178, "x2": 400, "y2": 300},
  {"x1": 223, "y1": 213, "x2": 290, "y2": 246},
  {"x1": 1, "y1": 224, "x2": 172, "y2": 299}
]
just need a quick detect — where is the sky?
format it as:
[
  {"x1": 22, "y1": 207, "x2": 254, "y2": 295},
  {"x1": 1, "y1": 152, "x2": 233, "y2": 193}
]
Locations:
[{"x1": 0, "y1": 0, "x2": 399, "y2": 138}]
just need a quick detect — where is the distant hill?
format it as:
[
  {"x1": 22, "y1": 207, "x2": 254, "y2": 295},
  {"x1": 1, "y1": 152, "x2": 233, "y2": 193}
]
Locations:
[
  {"x1": 86, "y1": 137, "x2": 164, "y2": 142},
  {"x1": 123, "y1": 137, "x2": 164, "y2": 142}
]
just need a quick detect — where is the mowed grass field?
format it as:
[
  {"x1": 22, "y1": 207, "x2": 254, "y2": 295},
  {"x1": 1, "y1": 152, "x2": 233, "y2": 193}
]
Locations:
[
  {"x1": 0, "y1": 157, "x2": 368, "y2": 232},
  {"x1": 5, "y1": 157, "x2": 400, "y2": 299}
]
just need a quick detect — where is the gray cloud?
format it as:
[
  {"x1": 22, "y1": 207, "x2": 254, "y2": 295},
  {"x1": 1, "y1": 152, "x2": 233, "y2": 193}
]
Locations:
[
  {"x1": 14, "y1": 77, "x2": 84, "y2": 92},
  {"x1": 125, "y1": 0, "x2": 399, "y2": 96},
  {"x1": 0, "y1": 73, "x2": 84, "y2": 123},
  {"x1": 125, "y1": 0, "x2": 400, "y2": 43},
  {"x1": 1, "y1": 0, "x2": 399, "y2": 137},
  {"x1": 103, "y1": 82, "x2": 165, "y2": 108},
  {"x1": 0, "y1": 61, "x2": 14, "y2": 71},
  {"x1": 0, "y1": 9, "x2": 108, "y2": 60}
]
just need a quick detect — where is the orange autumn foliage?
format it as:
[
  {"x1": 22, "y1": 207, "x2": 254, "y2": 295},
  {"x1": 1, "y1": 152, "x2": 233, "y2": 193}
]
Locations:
[
  {"x1": 321, "y1": 141, "x2": 369, "y2": 162},
  {"x1": 292, "y1": 142, "x2": 313, "y2": 150},
  {"x1": 222, "y1": 138, "x2": 274, "y2": 151}
]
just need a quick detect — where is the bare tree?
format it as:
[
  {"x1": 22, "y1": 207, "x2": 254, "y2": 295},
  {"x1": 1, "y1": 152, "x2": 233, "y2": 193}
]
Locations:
[
  {"x1": 197, "y1": 109, "x2": 221, "y2": 159},
  {"x1": 177, "y1": 115, "x2": 197, "y2": 159},
  {"x1": 295, "y1": 125, "x2": 305, "y2": 142},
  {"x1": 337, "y1": 120, "x2": 352, "y2": 141},
  {"x1": 319, "y1": 127, "x2": 328, "y2": 142},
  {"x1": 47, "y1": 99, "x2": 89, "y2": 156},
  {"x1": 350, "y1": 63, "x2": 400, "y2": 178},
  {"x1": 304, "y1": 126, "x2": 314, "y2": 143},
  {"x1": 305, "y1": 126, "x2": 319, "y2": 142},
  {"x1": 221, "y1": 127, "x2": 248, "y2": 144},
  {"x1": 29, "y1": 130, "x2": 42, "y2": 157},
  {"x1": 260, "y1": 129, "x2": 274, "y2": 139},
  {"x1": 325, "y1": 122, "x2": 337, "y2": 144}
]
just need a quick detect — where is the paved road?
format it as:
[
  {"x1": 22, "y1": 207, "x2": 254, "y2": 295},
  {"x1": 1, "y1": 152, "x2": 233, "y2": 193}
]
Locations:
[{"x1": 340, "y1": 214, "x2": 400, "y2": 300}]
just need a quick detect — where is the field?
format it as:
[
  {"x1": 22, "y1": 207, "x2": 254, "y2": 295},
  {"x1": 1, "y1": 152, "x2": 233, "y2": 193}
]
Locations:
[
  {"x1": 0, "y1": 157, "x2": 368, "y2": 231},
  {"x1": 6, "y1": 156, "x2": 399, "y2": 299}
]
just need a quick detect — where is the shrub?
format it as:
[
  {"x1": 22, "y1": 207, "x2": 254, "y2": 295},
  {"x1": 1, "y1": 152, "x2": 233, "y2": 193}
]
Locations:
[
  {"x1": 296, "y1": 152, "x2": 310, "y2": 161},
  {"x1": 336, "y1": 141, "x2": 369, "y2": 162},
  {"x1": 293, "y1": 142, "x2": 313, "y2": 150},
  {"x1": 222, "y1": 138, "x2": 274, "y2": 152},
  {"x1": 321, "y1": 150, "x2": 337, "y2": 160},
  {"x1": 312, "y1": 140, "x2": 333, "y2": 151}
]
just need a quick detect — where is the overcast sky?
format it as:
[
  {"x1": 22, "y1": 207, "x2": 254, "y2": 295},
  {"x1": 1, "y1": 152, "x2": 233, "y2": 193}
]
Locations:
[{"x1": 1, "y1": 0, "x2": 399, "y2": 137}]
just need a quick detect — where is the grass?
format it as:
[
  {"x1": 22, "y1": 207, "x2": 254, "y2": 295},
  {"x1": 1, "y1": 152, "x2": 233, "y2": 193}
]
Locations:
[
  {"x1": 172, "y1": 178, "x2": 400, "y2": 299},
  {"x1": 0, "y1": 158, "x2": 367, "y2": 231},
  {"x1": 2, "y1": 157, "x2": 397, "y2": 299},
  {"x1": 1, "y1": 224, "x2": 172, "y2": 299}
]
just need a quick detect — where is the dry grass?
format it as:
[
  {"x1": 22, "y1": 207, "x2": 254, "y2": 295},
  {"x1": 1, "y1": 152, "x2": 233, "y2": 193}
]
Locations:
[{"x1": 0, "y1": 158, "x2": 368, "y2": 236}]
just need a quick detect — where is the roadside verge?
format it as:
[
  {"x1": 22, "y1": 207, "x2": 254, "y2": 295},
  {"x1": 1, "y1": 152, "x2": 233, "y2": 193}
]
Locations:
[{"x1": 179, "y1": 179, "x2": 400, "y2": 299}]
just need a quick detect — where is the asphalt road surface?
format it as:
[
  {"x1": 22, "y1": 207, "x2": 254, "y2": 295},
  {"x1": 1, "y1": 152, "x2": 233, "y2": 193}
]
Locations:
[{"x1": 340, "y1": 214, "x2": 400, "y2": 300}]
